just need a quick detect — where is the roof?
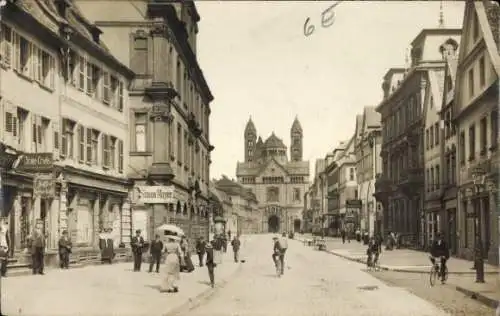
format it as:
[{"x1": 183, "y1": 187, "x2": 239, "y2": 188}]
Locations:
[
  {"x1": 245, "y1": 117, "x2": 256, "y2": 134},
  {"x1": 291, "y1": 116, "x2": 302, "y2": 133},
  {"x1": 215, "y1": 176, "x2": 257, "y2": 202},
  {"x1": 236, "y1": 159, "x2": 309, "y2": 177},
  {"x1": 264, "y1": 132, "x2": 286, "y2": 149}
]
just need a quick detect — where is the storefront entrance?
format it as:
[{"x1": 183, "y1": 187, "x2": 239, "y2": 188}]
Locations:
[{"x1": 268, "y1": 215, "x2": 280, "y2": 233}]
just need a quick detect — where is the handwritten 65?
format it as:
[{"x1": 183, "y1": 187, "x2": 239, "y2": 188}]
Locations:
[{"x1": 303, "y1": 1, "x2": 343, "y2": 37}]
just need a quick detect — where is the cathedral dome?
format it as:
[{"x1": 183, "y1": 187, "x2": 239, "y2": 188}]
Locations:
[{"x1": 264, "y1": 132, "x2": 286, "y2": 149}]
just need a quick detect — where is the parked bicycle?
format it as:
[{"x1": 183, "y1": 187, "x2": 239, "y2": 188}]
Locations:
[{"x1": 429, "y1": 256, "x2": 448, "y2": 286}]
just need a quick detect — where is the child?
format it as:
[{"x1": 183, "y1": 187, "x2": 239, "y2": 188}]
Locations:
[{"x1": 366, "y1": 237, "x2": 380, "y2": 269}]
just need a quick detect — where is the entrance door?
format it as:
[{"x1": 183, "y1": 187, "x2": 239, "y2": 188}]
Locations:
[
  {"x1": 268, "y1": 215, "x2": 279, "y2": 233},
  {"x1": 448, "y1": 209, "x2": 457, "y2": 255},
  {"x1": 293, "y1": 219, "x2": 301, "y2": 232}
]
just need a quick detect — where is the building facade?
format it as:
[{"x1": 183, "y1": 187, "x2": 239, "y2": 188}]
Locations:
[
  {"x1": 454, "y1": 0, "x2": 499, "y2": 265},
  {"x1": 354, "y1": 106, "x2": 382, "y2": 237},
  {"x1": 375, "y1": 29, "x2": 461, "y2": 248},
  {"x1": 236, "y1": 117, "x2": 309, "y2": 233},
  {"x1": 214, "y1": 176, "x2": 259, "y2": 236},
  {"x1": 0, "y1": 0, "x2": 134, "y2": 266},
  {"x1": 77, "y1": 1, "x2": 215, "y2": 242}
]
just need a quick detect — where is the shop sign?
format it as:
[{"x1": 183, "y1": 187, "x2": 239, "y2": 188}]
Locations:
[
  {"x1": 135, "y1": 186, "x2": 175, "y2": 204},
  {"x1": 34, "y1": 175, "x2": 56, "y2": 198},
  {"x1": 18, "y1": 153, "x2": 53, "y2": 171}
]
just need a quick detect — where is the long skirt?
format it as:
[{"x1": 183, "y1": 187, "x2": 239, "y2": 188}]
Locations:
[{"x1": 161, "y1": 253, "x2": 180, "y2": 291}]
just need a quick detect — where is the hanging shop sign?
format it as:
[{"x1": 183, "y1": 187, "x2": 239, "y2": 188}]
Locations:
[
  {"x1": 18, "y1": 153, "x2": 54, "y2": 172},
  {"x1": 135, "y1": 186, "x2": 175, "y2": 204},
  {"x1": 33, "y1": 175, "x2": 56, "y2": 199}
]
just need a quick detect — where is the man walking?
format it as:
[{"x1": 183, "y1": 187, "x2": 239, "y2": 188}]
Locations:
[
  {"x1": 277, "y1": 232, "x2": 288, "y2": 275},
  {"x1": 148, "y1": 234, "x2": 163, "y2": 273},
  {"x1": 0, "y1": 218, "x2": 10, "y2": 277},
  {"x1": 131, "y1": 230, "x2": 145, "y2": 272},
  {"x1": 230, "y1": 235, "x2": 241, "y2": 263},
  {"x1": 30, "y1": 224, "x2": 46, "y2": 275},
  {"x1": 205, "y1": 240, "x2": 216, "y2": 288},
  {"x1": 195, "y1": 236, "x2": 206, "y2": 267}
]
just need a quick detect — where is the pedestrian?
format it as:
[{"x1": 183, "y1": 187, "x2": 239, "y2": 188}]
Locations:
[
  {"x1": 99, "y1": 228, "x2": 115, "y2": 263},
  {"x1": 0, "y1": 217, "x2": 10, "y2": 277},
  {"x1": 58, "y1": 230, "x2": 72, "y2": 269},
  {"x1": 30, "y1": 224, "x2": 46, "y2": 275},
  {"x1": 213, "y1": 234, "x2": 223, "y2": 264},
  {"x1": 131, "y1": 229, "x2": 145, "y2": 271},
  {"x1": 222, "y1": 234, "x2": 227, "y2": 253},
  {"x1": 230, "y1": 235, "x2": 241, "y2": 263},
  {"x1": 205, "y1": 240, "x2": 217, "y2": 288},
  {"x1": 148, "y1": 234, "x2": 163, "y2": 273},
  {"x1": 195, "y1": 236, "x2": 206, "y2": 267},
  {"x1": 278, "y1": 232, "x2": 288, "y2": 275},
  {"x1": 341, "y1": 229, "x2": 346, "y2": 244},
  {"x1": 160, "y1": 235, "x2": 183, "y2": 293},
  {"x1": 227, "y1": 230, "x2": 231, "y2": 241},
  {"x1": 181, "y1": 237, "x2": 194, "y2": 272}
]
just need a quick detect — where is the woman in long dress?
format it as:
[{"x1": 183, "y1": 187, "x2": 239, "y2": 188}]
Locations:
[{"x1": 160, "y1": 235, "x2": 183, "y2": 293}]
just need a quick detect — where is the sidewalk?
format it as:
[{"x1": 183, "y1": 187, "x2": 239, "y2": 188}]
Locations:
[
  {"x1": 2, "y1": 249, "x2": 242, "y2": 316},
  {"x1": 315, "y1": 237, "x2": 499, "y2": 309}
]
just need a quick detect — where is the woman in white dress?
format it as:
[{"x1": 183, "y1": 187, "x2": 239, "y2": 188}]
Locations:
[{"x1": 160, "y1": 235, "x2": 184, "y2": 293}]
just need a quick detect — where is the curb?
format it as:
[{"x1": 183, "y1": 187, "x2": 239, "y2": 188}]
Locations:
[
  {"x1": 163, "y1": 261, "x2": 244, "y2": 316},
  {"x1": 325, "y1": 250, "x2": 498, "y2": 275},
  {"x1": 455, "y1": 285, "x2": 499, "y2": 309}
]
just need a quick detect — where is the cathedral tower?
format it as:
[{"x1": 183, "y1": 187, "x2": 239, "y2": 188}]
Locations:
[
  {"x1": 290, "y1": 116, "x2": 303, "y2": 161},
  {"x1": 244, "y1": 117, "x2": 257, "y2": 162}
]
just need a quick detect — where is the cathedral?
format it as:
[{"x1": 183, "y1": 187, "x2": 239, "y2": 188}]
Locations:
[{"x1": 236, "y1": 117, "x2": 310, "y2": 233}]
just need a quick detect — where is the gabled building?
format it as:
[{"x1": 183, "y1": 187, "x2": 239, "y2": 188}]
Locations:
[
  {"x1": 375, "y1": 28, "x2": 462, "y2": 248},
  {"x1": 77, "y1": 1, "x2": 215, "y2": 242},
  {"x1": 354, "y1": 106, "x2": 382, "y2": 237},
  {"x1": 236, "y1": 117, "x2": 309, "y2": 233},
  {"x1": 453, "y1": 0, "x2": 499, "y2": 265},
  {"x1": 0, "y1": 0, "x2": 134, "y2": 266}
]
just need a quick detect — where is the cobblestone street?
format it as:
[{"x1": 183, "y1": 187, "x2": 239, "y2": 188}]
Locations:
[{"x1": 182, "y1": 236, "x2": 449, "y2": 316}]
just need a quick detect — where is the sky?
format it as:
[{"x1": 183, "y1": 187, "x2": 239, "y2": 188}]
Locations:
[{"x1": 195, "y1": 1, "x2": 466, "y2": 180}]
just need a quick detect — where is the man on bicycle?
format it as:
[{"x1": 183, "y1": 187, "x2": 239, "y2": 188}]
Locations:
[
  {"x1": 272, "y1": 234, "x2": 287, "y2": 275},
  {"x1": 429, "y1": 232, "x2": 450, "y2": 283},
  {"x1": 366, "y1": 237, "x2": 380, "y2": 268}
]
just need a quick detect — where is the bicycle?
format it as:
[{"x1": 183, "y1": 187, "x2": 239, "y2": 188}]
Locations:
[
  {"x1": 429, "y1": 256, "x2": 448, "y2": 286},
  {"x1": 273, "y1": 254, "x2": 282, "y2": 277},
  {"x1": 367, "y1": 252, "x2": 381, "y2": 271}
]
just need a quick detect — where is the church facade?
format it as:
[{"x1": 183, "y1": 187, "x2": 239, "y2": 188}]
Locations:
[{"x1": 236, "y1": 117, "x2": 310, "y2": 233}]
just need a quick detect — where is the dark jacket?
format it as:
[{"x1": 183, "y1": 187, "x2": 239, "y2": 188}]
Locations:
[
  {"x1": 231, "y1": 238, "x2": 241, "y2": 251},
  {"x1": 58, "y1": 237, "x2": 72, "y2": 254},
  {"x1": 149, "y1": 240, "x2": 163, "y2": 255},
  {"x1": 205, "y1": 247, "x2": 215, "y2": 266},
  {"x1": 131, "y1": 236, "x2": 145, "y2": 254},
  {"x1": 196, "y1": 240, "x2": 206, "y2": 254},
  {"x1": 430, "y1": 239, "x2": 450, "y2": 259},
  {"x1": 30, "y1": 231, "x2": 46, "y2": 250}
]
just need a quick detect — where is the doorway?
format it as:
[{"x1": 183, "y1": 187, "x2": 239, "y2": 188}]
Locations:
[
  {"x1": 447, "y1": 208, "x2": 457, "y2": 255},
  {"x1": 268, "y1": 215, "x2": 280, "y2": 233},
  {"x1": 293, "y1": 219, "x2": 301, "y2": 232}
]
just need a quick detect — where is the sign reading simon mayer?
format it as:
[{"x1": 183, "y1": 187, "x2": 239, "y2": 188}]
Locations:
[{"x1": 135, "y1": 186, "x2": 175, "y2": 204}]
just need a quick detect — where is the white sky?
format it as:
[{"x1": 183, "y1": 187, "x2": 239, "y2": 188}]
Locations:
[{"x1": 195, "y1": 1, "x2": 465, "y2": 180}]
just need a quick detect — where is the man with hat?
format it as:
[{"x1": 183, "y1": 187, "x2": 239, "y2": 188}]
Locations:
[
  {"x1": 131, "y1": 229, "x2": 145, "y2": 271},
  {"x1": 58, "y1": 230, "x2": 72, "y2": 269}
]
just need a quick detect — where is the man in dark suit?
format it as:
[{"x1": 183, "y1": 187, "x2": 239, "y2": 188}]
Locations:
[
  {"x1": 205, "y1": 240, "x2": 216, "y2": 288},
  {"x1": 148, "y1": 234, "x2": 163, "y2": 273},
  {"x1": 131, "y1": 230, "x2": 145, "y2": 271},
  {"x1": 195, "y1": 236, "x2": 206, "y2": 267},
  {"x1": 58, "y1": 230, "x2": 72, "y2": 269},
  {"x1": 30, "y1": 225, "x2": 46, "y2": 275},
  {"x1": 0, "y1": 217, "x2": 10, "y2": 277}
]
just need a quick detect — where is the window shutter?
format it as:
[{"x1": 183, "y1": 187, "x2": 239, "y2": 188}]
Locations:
[
  {"x1": 101, "y1": 133, "x2": 107, "y2": 167},
  {"x1": 52, "y1": 121, "x2": 60, "y2": 158},
  {"x1": 12, "y1": 32, "x2": 19, "y2": 71},
  {"x1": 61, "y1": 120, "x2": 67, "y2": 158},
  {"x1": 1, "y1": 24, "x2": 12, "y2": 67},
  {"x1": 118, "y1": 139, "x2": 123, "y2": 173},
  {"x1": 49, "y1": 55, "x2": 55, "y2": 89},
  {"x1": 86, "y1": 128, "x2": 92, "y2": 164},
  {"x1": 118, "y1": 81, "x2": 124, "y2": 112}
]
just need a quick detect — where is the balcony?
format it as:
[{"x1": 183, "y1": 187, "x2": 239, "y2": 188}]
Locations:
[
  {"x1": 399, "y1": 168, "x2": 424, "y2": 197},
  {"x1": 373, "y1": 173, "x2": 392, "y2": 205}
]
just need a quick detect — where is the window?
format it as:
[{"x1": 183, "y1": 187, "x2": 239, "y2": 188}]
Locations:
[
  {"x1": 134, "y1": 113, "x2": 146, "y2": 152},
  {"x1": 102, "y1": 71, "x2": 111, "y2": 104},
  {"x1": 491, "y1": 111, "x2": 498, "y2": 150},
  {"x1": 78, "y1": 55, "x2": 85, "y2": 91},
  {"x1": 430, "y1": 167, "x2": 434, "y2": 191},
  {"x1": 110, "y1": 76, "x2": 118, "y2": 108},
  {"x1": 468, "y1": 124, "x2": 476, "y2": 161},
  {"x1": 190, "y1": 145, "x2": 195, "y2": 173},
  {"x1": 176, "y1": 59, "x2": 182, "y2": 99},
  {"x1": 426, "y1": 168, "x2": 430, "y2": 192},
  {"x1": 85, "y1": 127, "x2": 92, "y2": 164},
  {"x1": 430, "y1": 126, "x2": 434, "y2": 148},
  {"x1": 293, "y1": 188, "x2": 301, "y2": 202},
  {"x1": 91, "y1": 130, "x2": 99, "y2": 165},
  {"x1": 349, "y1": 168, "x2": 355, "y2": 181},
  {"x1": 177, "y1": 123, "x2": 182, "y2": 163},
  {"x1": 459, "y1": 131, "x2": 465, "y2": 165},
  {"x1": 102, "y1": 134, "x2": 111, "y2": 168},
  {"x1": 19, "y1": 36, "x2": 30, "y2": 74},
  {"x1": 110, "y1": 136, "x2": 116, "y2": 169},
  {"x1": 479, "y1": 57, "x2": 485, "y2": 87},
  {"x1": 118, "y1": 139, "x2": 124, "y2": 173},
  {"x1": 0, "y1": 24, "x2": 12, "y2": 67},
  {"x1": 87, "y1": 62, "x2": 98, "y2": 95},
  {"x1": 61, "y1": 119, "x2": 74, "y2": 158},
  {"x1": 53, "y1": 123, "x2": 59, "y2": 150},
  {"x1": 117, "y1": 81, "x2": 124, "y2": 112},
  {"x1": 436, "y1": 165, "x2": 440, "y2": 190},
  {"x1": 168, "y1": 121, "x2": 174, "y2": 158},
  {"x1": 480, "y1": 116, "x2": 487, "y2": 154},
  {"x1": 468, "y1": 68, "x2": 474, "y2": 98},
  {"x1": 78, "y1": 125, "x2": 85, "y2": 162},
  {"x1": 131, "y1": 36, "x2": 148, "y2": 75},
  {"x1": 451, "y1": 153, "x2": 456, "y2": 184},
  {"x1": 266, "y1": 187, "x2": 279, "y2": 202},
  {"x1": 434, "y1": 122, "x2": 439, "y2": 146},
  {"x1": 41, "y1": 51, "x2": 54, "y2": 88},
  {"x1": 184, "y1": 130, "x2": 189, "y2": 168}
]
